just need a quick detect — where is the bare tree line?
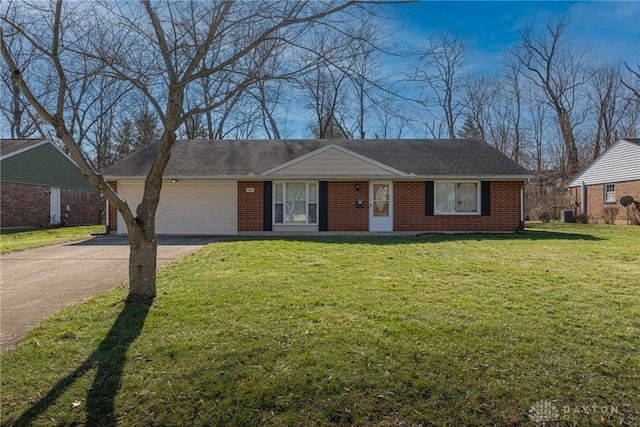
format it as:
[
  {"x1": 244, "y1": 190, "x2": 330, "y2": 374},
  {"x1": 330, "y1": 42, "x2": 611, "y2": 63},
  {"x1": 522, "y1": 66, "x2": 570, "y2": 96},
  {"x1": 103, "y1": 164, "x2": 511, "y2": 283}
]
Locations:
[
  {"x1": 1, "y1": 1, "x2": 638, "y2": 300},
  {"x1": 3, "y1": 6, "x2": 637, "y2": 179}
]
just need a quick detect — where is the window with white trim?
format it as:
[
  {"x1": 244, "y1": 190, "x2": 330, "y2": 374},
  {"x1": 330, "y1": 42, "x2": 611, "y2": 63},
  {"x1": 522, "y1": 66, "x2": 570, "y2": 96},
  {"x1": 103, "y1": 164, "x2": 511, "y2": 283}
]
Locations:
[
  {"x1": 435, "y1": 181, "x2": 480, "y2": 214},
  {"x1": 274, "y1": 182, "x2": 318, "y2": 224},
  {"x1": 604, "y1": 184, "x2": 616, "y2": 203}
]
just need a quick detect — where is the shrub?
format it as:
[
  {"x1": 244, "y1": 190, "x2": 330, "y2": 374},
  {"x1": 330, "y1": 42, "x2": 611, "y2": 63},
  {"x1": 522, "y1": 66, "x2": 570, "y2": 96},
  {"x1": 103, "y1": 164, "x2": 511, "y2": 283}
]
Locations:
[
  {"x1": 602, "y1": 206, "x2": 619, "y2": 225},
  {"x1": 573, "y1": 213, "x2": 590, "y2": 224},
  {"x1": 538, "y1": 212, "x2": 551, "y2": 223},
  {"x1": 524, "y1": 179, "x2": 571, "y2": 223}
]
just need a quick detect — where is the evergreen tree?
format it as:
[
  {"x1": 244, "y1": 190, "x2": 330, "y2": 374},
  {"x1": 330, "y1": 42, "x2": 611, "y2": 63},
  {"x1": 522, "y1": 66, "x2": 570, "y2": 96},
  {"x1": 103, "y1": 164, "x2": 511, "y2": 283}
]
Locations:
[
  {"x1": 458, "y1": 115, "x2": 481, "y2": 139},
  {"x1": 113, "y1": 111, "x2": 160, "y2": 159}
]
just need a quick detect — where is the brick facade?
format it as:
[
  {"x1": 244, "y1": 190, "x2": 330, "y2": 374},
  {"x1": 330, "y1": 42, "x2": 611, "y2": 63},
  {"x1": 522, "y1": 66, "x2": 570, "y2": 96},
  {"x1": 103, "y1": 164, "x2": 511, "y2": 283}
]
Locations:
[
  {"x1": 327, "y1": 181, "x2": 369, "y2": 231},
  {"x1": 107, "y1": 181, "x2": 118, "y2": 232},
  {"x1": 571, "y1": 180, "x2": 640, "y2": 222},
  {"x1": 233, "y1": 180, "x2": 524, "y2": 233},
  {"x1": 237, "y1": 181, "x2": 264, "y2": 231},
  {"x1": 60, "y1": 188, "x2": 101, "y2": 226},
  {"x1": 394, "y1": 181, "x2": 524, "y2": 232},
  {"x1": 1, "y1": 182, "x2": 100, "y2": 228},
  {"x1": 1, "y1": 182, "x2": 50, "y2": 227}
]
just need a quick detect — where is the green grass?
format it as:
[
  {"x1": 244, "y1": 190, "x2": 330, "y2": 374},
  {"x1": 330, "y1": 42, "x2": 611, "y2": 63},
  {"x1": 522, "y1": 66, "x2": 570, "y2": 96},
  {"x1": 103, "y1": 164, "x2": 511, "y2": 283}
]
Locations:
[
  {"x1": 0, "y1": 225, "x2": 104, "y2": 254},
  {"x1": 1, "y1": 223, "x2": 639, "y2": 426}
]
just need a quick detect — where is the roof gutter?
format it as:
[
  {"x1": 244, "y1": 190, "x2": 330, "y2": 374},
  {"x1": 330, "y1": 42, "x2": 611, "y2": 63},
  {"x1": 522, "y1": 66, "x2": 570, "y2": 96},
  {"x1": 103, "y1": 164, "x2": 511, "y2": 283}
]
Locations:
[{"x1": 104, "y1": 174, "x2": 534, "y2": 181}]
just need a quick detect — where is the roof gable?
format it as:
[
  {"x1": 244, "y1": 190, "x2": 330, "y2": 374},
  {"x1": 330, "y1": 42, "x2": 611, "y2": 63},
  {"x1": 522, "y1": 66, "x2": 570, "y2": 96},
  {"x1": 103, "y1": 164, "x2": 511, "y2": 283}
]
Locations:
[
  {"x1": 568, "y1": 139, "x2": 640, "y2": 187},
  {"x1": 261, "y1": 144, "x2": 407, "y2": 177},
  {"x1": 0, "y1": 139, "x2": 49, "y2": 160},
  {"x1": 0, "y1": 139, "x2": 96, "y2": 191}
]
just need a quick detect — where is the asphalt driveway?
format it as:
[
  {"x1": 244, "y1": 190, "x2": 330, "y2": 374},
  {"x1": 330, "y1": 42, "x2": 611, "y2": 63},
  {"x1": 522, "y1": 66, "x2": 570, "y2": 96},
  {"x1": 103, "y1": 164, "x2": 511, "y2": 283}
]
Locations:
[{"x1": 0, "y1": 235, "x2": 221, "y2": 352}]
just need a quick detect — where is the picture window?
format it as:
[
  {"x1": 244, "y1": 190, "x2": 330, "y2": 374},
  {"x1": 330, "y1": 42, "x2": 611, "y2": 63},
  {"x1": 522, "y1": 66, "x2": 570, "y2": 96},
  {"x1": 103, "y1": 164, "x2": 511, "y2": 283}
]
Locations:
[
  {"x1": 434, "y1": 182, "x2": 480, "y2": 214},
  {"x1": 274, "y1": 182, "x2": 318, "y2": 224}
]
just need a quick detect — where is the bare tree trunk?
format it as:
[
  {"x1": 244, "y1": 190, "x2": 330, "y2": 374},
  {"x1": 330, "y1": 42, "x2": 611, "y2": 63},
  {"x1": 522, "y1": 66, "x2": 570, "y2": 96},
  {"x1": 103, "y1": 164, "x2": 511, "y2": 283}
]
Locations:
[
  {"x1": 512, "y1": 73, "x2": 522, "y2": 164},
  {"x1": 557, "y1": 108, "x2": 579, "y2": 177},
  {"x1": 591, "y1": 66, "x2": 613, "y2": 160},
  {"x1": 445, "y1": 96, "x2": 456, "y2": 139},
  {"x1": 593, "y1": 103, "x2": 604, "y2": 159},
  {"x1": 127, "y1": 226, "x2": 157, "y2": 304},
  {"x1": 11, "y1": 80, "x2": 23, "y2": 138},
  {"x1": 214, "y1": 92, "x2": 243, "y2": 139},
  {"x1": 256, "y1": 84, "x2": 281, "y2": 139},
  {"x1": 358, "y1": 78, "x2": 365, "y2": 139}
]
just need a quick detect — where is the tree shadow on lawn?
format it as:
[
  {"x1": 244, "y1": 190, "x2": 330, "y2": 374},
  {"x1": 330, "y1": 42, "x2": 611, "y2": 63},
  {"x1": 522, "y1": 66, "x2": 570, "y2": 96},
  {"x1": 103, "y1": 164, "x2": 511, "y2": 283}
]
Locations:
[
  {"x1": 69, "y1": 235, "x2": 225, "y2": 246},
  {"x1": 241, "y1": 229, "x2": 603, "y2": 245},
  {"x1": 426, "y1": 229, "x2": 604, "y2": 242},
  {"x1": 13, "y1": 302, "x2": 150, "y2": 427}
]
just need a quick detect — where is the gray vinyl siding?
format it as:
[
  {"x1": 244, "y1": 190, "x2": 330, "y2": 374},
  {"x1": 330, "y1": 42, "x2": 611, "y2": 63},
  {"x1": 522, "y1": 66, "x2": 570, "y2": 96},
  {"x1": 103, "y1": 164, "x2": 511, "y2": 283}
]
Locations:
[
  {"x1": 0, "y1": 143, "x2": 97, "y2": 191},
  {"x1": 568, "y1": 140, "x2": 640, "y2": 187}
]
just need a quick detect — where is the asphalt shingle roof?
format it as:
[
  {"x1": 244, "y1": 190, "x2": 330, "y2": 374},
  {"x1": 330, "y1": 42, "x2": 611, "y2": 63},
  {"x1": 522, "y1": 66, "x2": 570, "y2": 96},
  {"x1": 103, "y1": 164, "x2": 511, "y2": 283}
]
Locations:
[{"x1": 103, "y1": 139, "x2": 532, "y2": 179}]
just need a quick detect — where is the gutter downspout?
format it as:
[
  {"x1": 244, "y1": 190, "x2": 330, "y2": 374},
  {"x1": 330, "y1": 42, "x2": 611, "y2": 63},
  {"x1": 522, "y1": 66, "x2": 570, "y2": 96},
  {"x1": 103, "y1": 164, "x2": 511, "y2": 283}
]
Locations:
[
  {"x1": 105, "y1": 199, "x2": 110, "y2": 234},
  {"x1": 581, "y1": 181, "x2": 587, "y2": 215},
  {"x1": 518, "y1": 185, "x2": 525, "y2": 233}
]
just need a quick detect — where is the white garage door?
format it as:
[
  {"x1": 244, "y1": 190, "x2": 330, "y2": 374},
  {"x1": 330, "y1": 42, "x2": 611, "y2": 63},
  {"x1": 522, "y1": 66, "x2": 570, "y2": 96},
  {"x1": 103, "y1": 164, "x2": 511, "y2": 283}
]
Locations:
[{"x1": 117, "y1": 180, "x2": 237, "y2": 235}]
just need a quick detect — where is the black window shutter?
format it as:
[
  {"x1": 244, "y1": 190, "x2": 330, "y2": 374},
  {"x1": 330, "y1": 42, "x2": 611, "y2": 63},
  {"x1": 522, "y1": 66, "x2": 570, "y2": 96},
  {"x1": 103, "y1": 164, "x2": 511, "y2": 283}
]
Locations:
[
  {"x1": 481, "y1": 181, "x2": 491, "y2": 216},
  {"x1": 319, "y1": 181, "x2": 328, "y2": 231},
  {"x1": 425, "y1": 181, "x2": 434, "y2": 216},
  {"x1": 263, "y1": 181, "x2": 272, "y2": 231}
]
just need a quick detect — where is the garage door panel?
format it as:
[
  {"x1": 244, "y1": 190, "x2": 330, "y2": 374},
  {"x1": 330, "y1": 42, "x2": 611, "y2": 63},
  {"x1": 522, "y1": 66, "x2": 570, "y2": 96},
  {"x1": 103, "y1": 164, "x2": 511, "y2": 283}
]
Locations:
[{"x1": 117, "y1": 180, "x2": 237, "y2": 235}]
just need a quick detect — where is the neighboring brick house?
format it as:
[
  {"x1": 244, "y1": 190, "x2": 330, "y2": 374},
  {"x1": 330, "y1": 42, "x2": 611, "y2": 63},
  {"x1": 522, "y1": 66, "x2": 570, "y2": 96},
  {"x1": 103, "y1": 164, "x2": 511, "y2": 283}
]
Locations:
[
  {"x1": 103, "y1": 139, "x2": 532, "y2": 235},
  {"x1": 1, "y1": 139, "x2": 100, "y2": 228},
  {"x1": 568, "y1": 139, "x2": 640, "y2": 223}
]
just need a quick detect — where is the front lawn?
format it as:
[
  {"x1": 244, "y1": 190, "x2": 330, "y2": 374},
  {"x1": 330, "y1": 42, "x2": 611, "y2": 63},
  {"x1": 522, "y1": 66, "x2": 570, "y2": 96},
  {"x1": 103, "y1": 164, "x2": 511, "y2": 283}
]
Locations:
[
  {"x1": 1, "y1": 223, "x2": 639, "y2": 426},
  {"x1": 0, "y1": 225, "x2": 105, "y2": 254}
]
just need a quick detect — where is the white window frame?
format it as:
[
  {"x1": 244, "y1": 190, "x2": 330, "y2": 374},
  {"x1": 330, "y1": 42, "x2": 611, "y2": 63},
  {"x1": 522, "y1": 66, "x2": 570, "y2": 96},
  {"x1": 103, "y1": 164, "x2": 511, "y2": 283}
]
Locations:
[
  {"x1": 434, "y1": 180, "x2": 481, "y2": 215},
  {"x1": 604, "y1": 184, "x2": 616, "y2": 203},
  {"x1": 273, "y1": 181, "x2": 318, "y2": 225}
]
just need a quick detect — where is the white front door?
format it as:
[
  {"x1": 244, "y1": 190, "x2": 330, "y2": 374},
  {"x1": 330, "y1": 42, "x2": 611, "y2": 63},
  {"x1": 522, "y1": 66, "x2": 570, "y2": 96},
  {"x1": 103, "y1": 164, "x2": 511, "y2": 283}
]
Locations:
[
  {"x1": 49, "y1": 187, "x2": 61, "y2": 225},
  {"x1": 369, "y1": 181, "x2": 393, "y2": 231}
]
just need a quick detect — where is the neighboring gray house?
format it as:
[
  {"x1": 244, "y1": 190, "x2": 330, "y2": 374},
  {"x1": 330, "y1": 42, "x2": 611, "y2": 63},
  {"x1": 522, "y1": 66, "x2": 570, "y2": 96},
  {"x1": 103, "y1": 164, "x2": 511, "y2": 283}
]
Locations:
[
  {"x1": 1, "y1": 139, "x2": 100, "y2": 228},
  {"x1": 568, "y1": 139, "x2": 640, "y2": 222},
  {"x1": 104, "y1": 138, "x2": 532, "y2": 235}
]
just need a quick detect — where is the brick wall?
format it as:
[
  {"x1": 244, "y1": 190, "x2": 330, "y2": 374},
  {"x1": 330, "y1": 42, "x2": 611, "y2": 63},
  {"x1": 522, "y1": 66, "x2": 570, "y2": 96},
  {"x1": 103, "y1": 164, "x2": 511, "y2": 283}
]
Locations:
[
  {"x1": 394, "y1": 181, "x2": 524, "y2": 232},
  {"x1": 238, "y1": 180, "x2": 371, "y2": 232},
  {"x1": 60, "y1": 188, "x2": 100, "y2": 225},
  {"x1": 237, "y1": 180, "x2": 523, "y2": 233},
  {"x1": 327, "y1": 181, "x2": 369, "y2": 231},
  {"x1": 237, "y1": 180, "x2": 370, "y2": 232},
  {"x1": 1, "y1": 182, "x2": 99, "y2": 228},
  {"x1": 571, "y1": 180, "x2": 640, "y2": 221},
  {"x1": 107, "y1": 181, "x2": 118, "y2": 232},
  {"x1": 237, "y1": 181, "x2": 264, "y2": 231},
  {"x1": 1, "y1": 182, "x2": 50, "y2": 227}
]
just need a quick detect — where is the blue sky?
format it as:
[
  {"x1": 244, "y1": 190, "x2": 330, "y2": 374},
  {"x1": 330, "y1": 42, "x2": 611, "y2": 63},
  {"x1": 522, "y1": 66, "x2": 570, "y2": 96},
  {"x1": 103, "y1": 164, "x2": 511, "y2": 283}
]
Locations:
[{"x1": 388, "y1": 1, "x2": 639, "y2": 73}]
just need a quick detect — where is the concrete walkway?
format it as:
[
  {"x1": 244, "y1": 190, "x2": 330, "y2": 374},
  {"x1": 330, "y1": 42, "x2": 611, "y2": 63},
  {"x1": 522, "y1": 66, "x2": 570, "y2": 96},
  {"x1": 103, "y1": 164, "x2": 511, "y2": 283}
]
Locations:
[{"x1": 0, "y1": 235, "x2": 220, "y2": 352}]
